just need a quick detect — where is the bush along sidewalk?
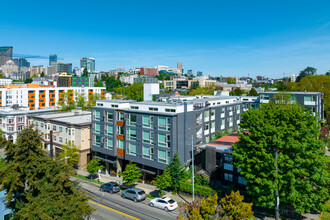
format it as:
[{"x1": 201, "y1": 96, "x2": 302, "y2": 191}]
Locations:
[
  {"x1": 179, "y1": 181, "x2": 221, "y2": 197},
  {"x1": 74, "y1": 174, "x2": 105, "y2": 185}
]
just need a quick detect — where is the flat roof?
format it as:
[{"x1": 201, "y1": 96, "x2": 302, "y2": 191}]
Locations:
[
  {"x1": 30, "y1": 110, "x2": 91, "y2": 120},
  {"x1": 98, "y1": 100, "x2": 137, "y2": 103},
  {"x1": 260, "y1": 91, "x2": 322, "y2": 95},
  {"x1": 51, "y1": 114, "x2": 91, "y2": 125}
]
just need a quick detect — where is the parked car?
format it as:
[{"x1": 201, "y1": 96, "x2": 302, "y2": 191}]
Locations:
[
  {"x1": 121, "y1": 188, "x2": 146, "y2": 202},
  {"x1": 149, "y1": 197, "x2": 178, "y2": 211},
  {"x1": 100, "y1": 182, "x2": 120, "y2": 194}
]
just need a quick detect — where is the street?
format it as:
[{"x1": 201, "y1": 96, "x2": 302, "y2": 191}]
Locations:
[{"x1": 78, "y1": 180, "x2": 180, "y2": 220}]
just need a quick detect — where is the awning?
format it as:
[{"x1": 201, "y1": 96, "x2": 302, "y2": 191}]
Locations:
[
  {"x1": 95, "y1": 156, "x2": 117, "y2": 165},
  {"x1": 138, "y1": 168, "x2": 156, "y2": 175}
]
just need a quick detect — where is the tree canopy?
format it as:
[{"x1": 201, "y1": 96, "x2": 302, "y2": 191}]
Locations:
[
  {"x1": 106, "y1": 76, "x2": 122, "y2": 92},
  {"x1": 87, "y1": 157, "x2": 104, "y2": 179},
  {"x1": 0, "y1": 126, "x2": 93, "y2": 219},
  {"x1": 167, "y1": 153, "x2": 186, "y2": 192},
  {"x1": 248, "y1": 88, "x2": 258, "y2": 96},
  {"x1": 230, "y1": 88, "x2": 245, "y2": 96},
  {"x1": 126, "y1": 82, "x2": 144, "y2": 101},
  {"x1": 295, "y1": 66, "x2": 316, "y2": 82},
  {"x1": 233, "y1": 102, "x2": 330, "y2": 213},
  {"x1": 120, "y1": 161, "x2": 142, "y2": 186},
  {"x1": 82, "y1": 68, "x2": 88, "y2": 77},
  {"x1": 58, "y1": 141, "x2": 80, "y2": 169}
]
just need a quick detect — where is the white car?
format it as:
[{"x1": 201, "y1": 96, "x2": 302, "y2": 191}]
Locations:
[{"x1": 149, "y1": 197, "x2": 178, "y2": 211}]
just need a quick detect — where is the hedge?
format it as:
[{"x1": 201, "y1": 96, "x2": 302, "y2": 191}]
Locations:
[{"x1": 179, "y1": 181, "x2": 220, "y2": 197}]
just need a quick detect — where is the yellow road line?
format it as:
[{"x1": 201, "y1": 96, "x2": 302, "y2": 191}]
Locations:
[{"x1": 89, "y1": 200, "x2": 141, "y2": 220}]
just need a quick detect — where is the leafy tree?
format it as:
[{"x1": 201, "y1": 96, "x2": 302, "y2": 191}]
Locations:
[
  {"x1": 220, "y1": 191, "x2": 254, "y2": 220},
  {"x1": 40, "y1": 72, "x2": 45, "y2": 77},
  {"x1": 189, "y1": 85, "x2": 222, "y2": 96},
  {"x1": 211, "y1": 131, "x2": 228, "y2": 141},
  {"x1": 0, "y1": 126, "x2": 93, "y2": 218},
  {"x1": 155, "y1": 170, "x2": 171, "y2": 197},
  {"x1": 190, "y1": 81, "x2": 199, "y2": 90},
  {"x1": 168, "y1": 153, "x2": 186, "y2": 192},
  {"x1": 82, "y1": 68, "x2": 88, "y2": 77},
  {"x1": 119, "y1": 161, "x2": 142, "y2": 186},
  {"x1": 24, "y1": 78, "x2": 33, "y2": 83},
  {"x1": 106, "y1": 76, "x2": 122, "y2": 91},
  {"x1": 227, "y1": 77, "x2": 236, "y2": 84},
  {"x1": 233, "y1": 102, "x2": 330, "y2": 213},
  {"x1": 230, "y1": 88, "x2": 245, "y2": 96},
  {"x1": 295, "y1": 66, "x2": 316, "y2": 82},
  {"x1": 326, "y1": 71, "x2": 330, "y2": 76},
  {"x1": 126, "y1": 82, "x2": 144, "y2": 101},
  {"x1": 58, "y1": 141, "x2": 80, "y2": 169},
  {"x1": 94, "y1": 82, "x2": 104, "y2": 87},
  {"x1": 248, "y1": 88, "x2": 258, "y2": 96},
  {"x1": 0, "y1": 158, "x2": 6, "y2": 168},
  {"x1": 87, "y1": 157, "x2": 104, "y2": 180}
]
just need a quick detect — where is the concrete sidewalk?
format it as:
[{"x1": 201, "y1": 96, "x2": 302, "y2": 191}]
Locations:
[{"x1": 76, "y1": 170, "x2": 192, "y2": 204}]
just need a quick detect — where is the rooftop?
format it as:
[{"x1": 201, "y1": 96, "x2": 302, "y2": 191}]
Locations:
[{"x1": 260, "y1": 91, "x2": 322, "y2": 95}]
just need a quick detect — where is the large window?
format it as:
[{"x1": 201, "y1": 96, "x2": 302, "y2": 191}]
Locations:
[
  {"x1": 211, "y1": 109, "x2": 215, "y2": 117},
  {"x1": 105, "y1": 111, "x2": 113, "y2": 122},
  {"x1": 94, "y1": 123, "x2": 101, "y2": 133},
  {"x1": 304, "y1": 95, "x2": 316, "y2": 102},
  {"x1": 105, "y1": 138, "x2": 113, "y2": 150},
  {"x1": 158, "y1": 149, "x2": 170, "y2": 164},
  {"x1": 158, "y1": 117, "x2": 170, "y2": 131},
  {"x1": 204, "y1": 110, "x2": 209, "y2": 119},
  {"x1": 93, "y1": 110, "x2": 101, "y2": 120},
  {"x1": 52, "y1": 125, "x2": 57, "y2": 131},
  {"x1": 238, "y1": 176, "x2": 247, "y2": 185},
  {"x1": 224, "y1": 173, "x2": 233, "y2": 182},
  {"x1": 211, "y1": 121, "x2": 215, "y2": 129},
  {"x1": 117, "y1": 112, "x2": 125, "y2": 121},
  {"x1": 93, "y1": 135, "x2": 101, "y2": 146},
  {"x1": 204, "y1": 122, "x2": 209, "y2": 130},
  {"x1": 18, "y1": 117, "x2": 23, "y2": 123},
  {"x1": 127, "y1": 114, "x2": 137, "y2": 126},
  {"x1": 143, "y1": 131, "x2": 154, "y2": 144},
  {"x1": 127, "y1": 143, "x2": 137, "y2": 156},
  {"x1": 158, "y1": 133, "x2": 170, "y2": 148},
  {"x1": 142, "y1": 146, "x2": 154, "y2": 160},
  {"x1": 126, "y1": 128, "x2": 137, "y2": 140},
  {"x1": 117, "y1": 140, "x2": 124, "y2": 149},
  {"x1": 117, "y1": 126, "x2": 125, "y2": 135},
  {"x1": 143, "y1": 115, "x2": 154, "y2": 128},
  {"x1": 105, "y1": 124, "x2": 113, "y2": 136}
]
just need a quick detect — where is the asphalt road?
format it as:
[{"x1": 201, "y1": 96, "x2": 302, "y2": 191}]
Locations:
[{"x1": 78, "y1": 180, "x2": 179, "y2": 220}]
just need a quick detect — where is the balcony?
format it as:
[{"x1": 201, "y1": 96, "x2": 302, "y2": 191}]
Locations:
[
  {"x1": 229, "y1": 122, "x2": 233, "y2": 127},
  {"x1": 221, "y1": 125, "x2": 225, "y2": 130},
  {"x1": 117, "y1": 121, "x2": 124, "y2": 127},
  {"x1": 304, "y1": 101, "x2": 316, "y2": 106},
  {"x1": 116, "y1": 134, "x2": 124, "y2": 140},
  {"x1": 229, "y1": 111, "x2": 233, "y2": 116},
  {"x1": 117, "y1": 148, "x2": 125, "y2": 158}
]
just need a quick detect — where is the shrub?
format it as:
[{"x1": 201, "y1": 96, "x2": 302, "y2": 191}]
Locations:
[
  {"x1": 179, "y1": 181, "x2": 218, "y2": 197},
  {"x1": 110, "y1": 170, "x2": 117, "y2": 176}
]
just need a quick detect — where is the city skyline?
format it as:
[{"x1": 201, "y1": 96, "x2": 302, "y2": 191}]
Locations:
[{"x1": 1, "y1": 0, "x2": 330, "y2": 78}]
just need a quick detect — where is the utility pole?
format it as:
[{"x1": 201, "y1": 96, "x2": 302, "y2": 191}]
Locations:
[
  {"x1": 192, "y1": 134, "x2": 194, "y2": 201},
  {"x1": 49, "y1": 130, "x2": 53, "y2": 158},
  {"x1": 275, "y1": 147, "x2": 279, "y2": 220}
]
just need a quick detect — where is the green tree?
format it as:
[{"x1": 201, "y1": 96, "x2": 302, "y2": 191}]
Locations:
[
  {"x1": 248, "y1": 88, "x2": 258, "y2": 96},
  {"x1": 106, "y1": 76, "x2": 122, "y2": 91},
  {"x1": 295, "y1": 66, "x2": 316, "y2": 82},
  {"x1": 126, "y1": 82, "x2": 144, "y2": 101},
  {"x1": 94, "y1": 82, "x2": 104, "y2": 87},
  {"x1": 87, "y1": 157, "x2": 104, "y2": 180},
  {"x1": 233, "y1": 102, "x2": 330, "y2": 213},
  {"x1": 40, "y1": 72, "x2": 45, "y2": 77},
  {"x1": 220, "y1": 191, "x2": 254, "y2": 220},
  {"x1": 190, "y1": 81, "x2": 199, "y2": 90},
  {"x1": 227, "y1": 77, "x2": 236, "y2": 84},
  {"x1": 230, "y1": 88, "x2": 245, "y2": 96},
  {"x1": 155, "y1": 170, "x2": 171, "y2": 197},
  {"x1": 0, "y1": 126, "x2": 93, "y2": 218},
  {"x1": 168, "y1": 153, "x2": 186, "y2": 192},
  {"x1": 24, "y1": 78, "x2": 33, "y2": 83},
  {"x1": 326, "y1": 70, "x2": 330, "y2": 76},
  {"x1": 58, "y1": 141, "x2": 80, "y2": 169},
  {"x1": 82, "y1": 68, "x2": 88, "y2": 77},
  {"x1": 119, "y1": 161, "x2": 142, "y2": 186}
]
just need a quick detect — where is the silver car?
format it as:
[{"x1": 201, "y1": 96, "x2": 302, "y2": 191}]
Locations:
[{"x1": 121, "y1": 188, "x2": 146, "y2": 202}]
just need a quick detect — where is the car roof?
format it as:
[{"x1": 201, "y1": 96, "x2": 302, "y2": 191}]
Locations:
[
  {"x1": 130, "y1": 188, "x2": 144, "y2": 192},
  {"x1": 161, "y1": 197, "x2": 173, "y2": 201}
]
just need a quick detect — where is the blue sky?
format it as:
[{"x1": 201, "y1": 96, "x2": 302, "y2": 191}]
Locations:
[{"x1": 1, "y1": 0, "x2": 330, "y2": 78}]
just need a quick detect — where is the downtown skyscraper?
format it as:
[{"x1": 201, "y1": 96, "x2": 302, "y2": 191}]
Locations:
[{"x1": 80, "y1": 57, "x2": 95, "y2": 72}]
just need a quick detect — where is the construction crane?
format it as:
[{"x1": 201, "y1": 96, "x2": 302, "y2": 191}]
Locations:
[{"x1": 0, "y1": 52, "x2": 63, "y2": 79}]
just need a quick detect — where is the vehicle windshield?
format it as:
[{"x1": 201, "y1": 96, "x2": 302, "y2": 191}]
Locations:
[
  {"x1": 168, "y1": 199, "x2": 175, "y2": 204},
  {"x1": 113, "y1": 183, "x2": 119, "y2": 187},
  {"x1": 138, "y1": 190, "x2": 145, "y2": 195}
]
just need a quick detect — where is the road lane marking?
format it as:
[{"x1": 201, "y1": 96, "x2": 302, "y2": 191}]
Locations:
[{"x1": 89, "y1": 200, "x2": 141, "y2": 220}]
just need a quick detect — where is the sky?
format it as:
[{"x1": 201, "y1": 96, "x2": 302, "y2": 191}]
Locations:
[{"x1": 1, "y1": 0, "x2": 330, "y2": 78}]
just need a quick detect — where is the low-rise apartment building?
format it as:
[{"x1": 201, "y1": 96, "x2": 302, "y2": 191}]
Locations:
[
  {"x1": 163, "y1": 78, "x2": 217, "y2": 90},
  {"x1": 0, "y1": 84, "x2": 106, "y2": 110},
  {"x1": 28, "y1": 109, "x2": 92, "y2": 171},
  {"x1": 91, "y1": 96, "x2": 242, "y2": 178}
]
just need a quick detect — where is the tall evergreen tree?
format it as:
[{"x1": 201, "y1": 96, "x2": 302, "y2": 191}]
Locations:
[{"x1": 167, "y1": 153, "x2": 186, "y2": 192}]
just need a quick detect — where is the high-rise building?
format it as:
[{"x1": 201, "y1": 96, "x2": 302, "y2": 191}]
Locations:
[
  {"x1": 80, "y1": 58, "x2": 95, "y2": 72},
  {"x1": 52, "y1": 62, "x2": 72, "y2": 74},
  {"x1": 177, "y1": 61, "x2": 183, "y2": 74},
  {"x1": 13, "y1": 58, "x2": 30, "y2": 68},
  {"x1": 49, "y1": 54, "x2": 57, "y2": 66},
  {"x1": 0, "y1": 46, "x2": 13, "y2": 66},
  {"x1": 187, "y1": 70, "x2": 194, "y2": 76},
  {"x1": 197, "y1": 71, "x2": 203, "y2": 76},
  {"x1": 116, "y1": 67, "x2": 125, "y2": 73}
]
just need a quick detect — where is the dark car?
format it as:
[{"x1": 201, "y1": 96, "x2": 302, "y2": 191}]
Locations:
[
  {"x1": 100, "y1": 182, "x2": 120, "y2": 194},
  {"x1": 121, "y1": 188, "x2": 146, "y2": 202}
]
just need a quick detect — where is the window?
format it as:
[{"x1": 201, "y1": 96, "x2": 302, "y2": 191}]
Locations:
[
  {"x1": 117, "y1": 126, "x2": 125, "y2": 135},
  {"x1": 59, "y1": 126, "x2": 63, "y2": 132},
  {"x1": 211, "y1": 121, "x2": 215, "y2": 129},
  {"x1": 204, "y1": 135, "x2": 209, "y2": 143},
  {"x1": 72, "y1": 129, "x2": 74, "y2": 135},
  {"x1": 224, "y1": 173, "x2": 233, "y2": 182},
  {"x1": 106, "y1": 124, "x2": 113, "y2": 136},
  {"x1": 35, "y1": 122, "x2": 38, "y2": 127},
  {"x1": 204, "y1": 122, "x2": 209, "y2": 130},
  {"x1": 127, "y1": 114, "x2": 137, "y2": 125},
  {"x1": 142, "y1": 146, "x2": 154, "y2": 160},
  {"x1": 59, "y1": 137, "x2": 63, "y2": 143},
  {"x1": 7, "y1": 126, "x2": 14, "y2": 132},
  {"x1": 158, "y1": 133, "x2": 170, "y2": 147},
  {"x1": 237, "y1": 105, "x2": 240, "y2": 111},
  {"x1": 149, "y1": 107, "x2": 158, "y2": 111},
  {"x1": 117, "y1": 140, "x2": 124, "y2": 149},
  {"x1": 41, "y1": 122, "x2": 44, "y2": 129},
  {"x1": 131, "y1": 106, "x2": 139, "y2": 110},
  {"x1": 304, "y1": 95, "x2": 316, "y2": 102},
  {"x1": 18, "y1": 117, "x2": 23, "y2": 123},
  {"x1": 105, "y1": 111, "x2": 113, "y2": 122},
  {"x1": 93, "y1": 135, "x2": 101, "y2": 146},
  {"x1": 158, "y1": 117, "x2": 170, "y2": 131},
  {"x1": 143, "y1": 131, "x2": 154, "y2": 144},
  {"x1": 143, "y1": 115, "x2": 154, "y2": 128},
  {"x1": 204, "y1": 110, "x2": 209, "y2": 119},
  {"x1": 18, "y1": 125, "x2": 23, "y2": 131},
  {"x1": 221, "y1": 119, "x2": 225, "y2": 126},
  {"x1": 158, "y1": 149, "x2": 170, "y2": 164},
  {"x1": 53, "y1": 135, "x2": 57, "y2": 141},
  {"x1": 165, "y1": 108, "x2": 176, "y2": 113},
  {"x1": 93, "y1": 110, "x2": 101, "y2": 120},
  {"x1": 105, "y1": 138, "x2": 113, "y2": 149},
  {"x1": 224, "y1": 156, "x2": 233, "y2": 164},
  {"x1": 238, "y1": 176, "x2": 247, "y2": 185},
  {"x1": 117, "y1": 112, "x2": 125, "y2": 121},
  {"x1": 52, "y1": 125, "x2": 57, "y2": 131},
  {"x1": 127, "y1": 143, "x2": 137, "y2": 156},
  {"x1": 127, "y1": 128, "x2": 137, "y2": 140},
  {"x1": 211, "y1": 109, "x2": 215, "y2": 117},
  {"x1": 94, "y1": 123, "x2": 101, "y2": 133},
  {"x1": 111, "y1": 104, "x2": 118, "y2": 108}
]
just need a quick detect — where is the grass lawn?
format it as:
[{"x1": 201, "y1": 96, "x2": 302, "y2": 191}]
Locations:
[
  {"x1": 74, "y1": 174, "x2": 105, "y2": 185},
  {"x1": 321, "y1": 200, "x2": 330, "y2": 220}
]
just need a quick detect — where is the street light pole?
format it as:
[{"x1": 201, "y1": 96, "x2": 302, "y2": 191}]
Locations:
[
  {"x1": 192, "y1": 134, "x2": 194, "y2": 201},
  {"x1": 275, "y1": 147, "x2": 279, "y2": 220}
]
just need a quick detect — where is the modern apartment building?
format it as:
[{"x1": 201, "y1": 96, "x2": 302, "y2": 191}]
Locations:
[
  {"x1": 72, "y1": 76, "x2": 90, "y2": 87},
  {"x1": 80, "y1": 58, "x2": 95, "y2": 72},
  {"x1": 0, "y1": 78, "x2": 12, "y2": 86},
  {"x1": 259, "y1": 92, "x2": 324, "y2": 121},
  {"x1": 0, "y1": 106, "x2": 55, "y2": 143},
  {"x1": 91, "y1": 96, "x2": 242, "y2": 178},
  {"x1": 163, "y1": 78, "x2": 217, "y2": 90},
  {"x1": 0, "y1": 46, "x2": 13, "y2": 66},
  {"x1": 0, "y1": 84, "x2": 106, "y2": 110},
  {"x1": 51, "y1": 62, "x2": 72, "y2": 74},
  {"x1": 28, "y1": 109, "x2": 92, "y2": 171}
]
